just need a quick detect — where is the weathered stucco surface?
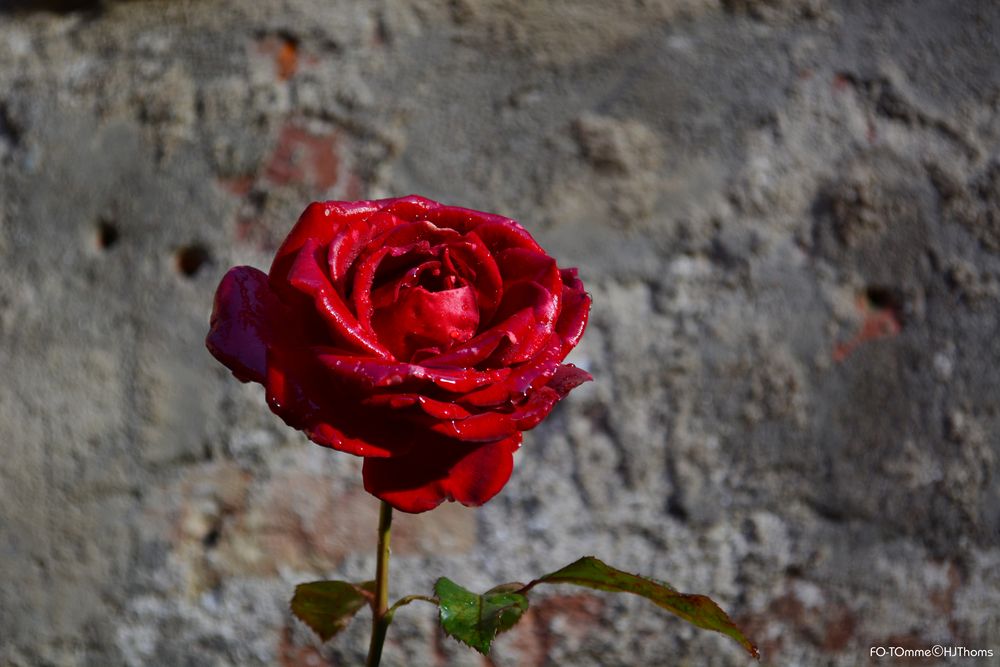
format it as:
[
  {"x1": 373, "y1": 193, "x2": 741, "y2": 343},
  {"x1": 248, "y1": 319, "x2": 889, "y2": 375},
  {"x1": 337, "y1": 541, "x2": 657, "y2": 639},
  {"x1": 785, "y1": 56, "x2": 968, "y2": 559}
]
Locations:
[{"x1": 1, "y1": 1, "x2": 999, "y2": 665}]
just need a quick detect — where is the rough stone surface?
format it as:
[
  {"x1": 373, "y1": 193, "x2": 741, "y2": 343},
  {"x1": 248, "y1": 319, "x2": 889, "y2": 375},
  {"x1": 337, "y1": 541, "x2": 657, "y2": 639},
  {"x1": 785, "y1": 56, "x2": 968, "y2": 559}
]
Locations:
[{"x1": 1, "y1": 1, "x2": 999, "y2": 665}]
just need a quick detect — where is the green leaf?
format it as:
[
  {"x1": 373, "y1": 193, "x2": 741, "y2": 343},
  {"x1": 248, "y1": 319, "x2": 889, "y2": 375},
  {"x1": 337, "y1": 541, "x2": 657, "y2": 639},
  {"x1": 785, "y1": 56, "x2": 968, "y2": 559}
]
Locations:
[
  {"x1": 435, "y1": 577, "x2": 529, "y2": 654},
  {"x1": 532, "y1": 557, "x2": 759, "y2": 659},
  {"x1": 290, "y1": 580, "x2": 375, "y2": 642}
]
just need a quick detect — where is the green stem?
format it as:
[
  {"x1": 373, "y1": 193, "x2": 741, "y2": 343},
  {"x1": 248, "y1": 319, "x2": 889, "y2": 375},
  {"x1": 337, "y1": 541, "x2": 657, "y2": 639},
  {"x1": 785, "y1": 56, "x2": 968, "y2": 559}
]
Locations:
[{"x1": 365, "y1": 501, "x2": 393, "y2": 667}]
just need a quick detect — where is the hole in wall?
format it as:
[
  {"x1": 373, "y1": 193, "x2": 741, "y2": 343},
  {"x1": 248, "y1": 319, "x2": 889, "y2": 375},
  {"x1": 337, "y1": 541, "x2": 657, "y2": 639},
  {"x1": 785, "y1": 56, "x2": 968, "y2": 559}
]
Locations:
[
  {"x1": 175, "y1": 243, "x2": 212, "y2": 278},
  {"x1": 864, "y1": 285, "x2": 904, "y2": 322},
  {"x1": 95, "y1": 218, "x2": 120, "y2": 250},
  {"x1": 202, "y1": 526, "x2": 221, "y2": 549}
]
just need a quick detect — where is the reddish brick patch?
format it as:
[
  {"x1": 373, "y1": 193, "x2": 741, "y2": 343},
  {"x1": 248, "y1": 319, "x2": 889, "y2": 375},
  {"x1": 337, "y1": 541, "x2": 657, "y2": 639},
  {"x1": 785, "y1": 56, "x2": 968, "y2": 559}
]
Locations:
[
  {"x1": 345, "y1": 171, "x2": 364, "y2": 201},
  {"x1": 739, "y1": 587, "x2": 858, "y2": 659},
  {"x1": 264, "y1": 123, "x2": 340, "y2": 192},
  {"x1": 821, "y1": 605, "x2": 858, "y2": 652},
  {"x1": 173, "y1": 470, "x2": 478, "y2": 579},
  {"x1": 216, "y1": 115, "x2": 370, "y2": 249},
  {"x1": 493, "y1": 593, "x2": 605, "y2": 667},
  {"x1": 928, "y1": 561, "x2": 962, "y2": 616},
  {"x1": 278, "y1": 626, "x2": 333, "y2": 667},
  {"x1": 258, "y1": 35, "x2": 300, "y2": 81},
  {"x1": 276, "y1": 40, "x2": 299, "y2": 80},
  {"x1": 218, "y1": 175, "x2": 255, "y2": 197},
  {"x1": 219, "y1": 482, "x2": 377, "y2": 576}
]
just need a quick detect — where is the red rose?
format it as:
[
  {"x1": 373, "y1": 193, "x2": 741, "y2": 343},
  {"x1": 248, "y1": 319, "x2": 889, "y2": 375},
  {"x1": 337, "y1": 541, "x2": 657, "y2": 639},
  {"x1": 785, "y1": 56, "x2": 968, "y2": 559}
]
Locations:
[{"x1": 206, "y1": 196, "x2": 591, "y2": 513}]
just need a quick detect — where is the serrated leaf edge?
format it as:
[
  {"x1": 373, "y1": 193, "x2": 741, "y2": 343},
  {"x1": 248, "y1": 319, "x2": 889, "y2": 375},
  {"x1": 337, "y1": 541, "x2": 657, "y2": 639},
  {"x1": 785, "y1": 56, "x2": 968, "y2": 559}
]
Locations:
[
  {"x1": 434, "y1": 577, "x2": 529, "y2": 655},
  {"x1": 289, "y1": 579, "x2": 376, "y2": 642},
  {"x1": 524, "y1": 556, "x2": 759, "y2": 660}
]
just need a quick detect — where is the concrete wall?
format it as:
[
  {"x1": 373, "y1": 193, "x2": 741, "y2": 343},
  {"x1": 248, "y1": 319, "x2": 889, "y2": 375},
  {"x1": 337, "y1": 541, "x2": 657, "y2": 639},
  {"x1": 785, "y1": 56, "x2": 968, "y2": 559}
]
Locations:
[{"x1": 1, "y1": 1, "x2": 998, "y2": 665}]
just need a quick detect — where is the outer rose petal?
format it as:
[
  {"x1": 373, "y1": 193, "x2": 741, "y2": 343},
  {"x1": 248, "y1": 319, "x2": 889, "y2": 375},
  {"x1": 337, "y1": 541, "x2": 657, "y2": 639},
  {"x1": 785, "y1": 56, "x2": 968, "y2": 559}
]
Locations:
[
  {"x1": 556, "y1": 267, "x2": 591, "y2": 356},
  {"x1": 270, "y1": 200, "x2": 383, "y2": 288},
  {"x1": 430, "y1": 364, "x2": 593, "y2": 441},
  {"x1": 381, "y1": 194, "x2": 440, "y2": 221},
  {"x1": 264, "y1": 343, "x2": 410, "y2": 458},
  {"x1": 206, "y1": 266, "x2": 284, "y2": 383},
  {"x1": 484, "y1": 306, "x2": 555, "y2": 367},
  {"x1": 206, "y1": 268, "x2": 410, "y2": 458},
  {"x1": 547, "y1": 363, "x2": 593, "y2": 394},
  {"x1": 362, "y1": 393, "x2": 473, "y2": 420},
  {"x1": 459, "y1": 356, "x2": 560, "y2": 407},
  {"x1": 428, "y1": 388, "x2": 555, "y2": 441},
  {"x1": 427, "y1": 206, "x2": 544, "y2": 254},
  {"x1": 363, "y1": 435, "x2": 521, "y2": 513},
  {"x1": 423, "y1": 204, "x2": 515, "y2": 233},
  {"x1": 315, "y1": 351, "x2": 510, "y2": 392}
]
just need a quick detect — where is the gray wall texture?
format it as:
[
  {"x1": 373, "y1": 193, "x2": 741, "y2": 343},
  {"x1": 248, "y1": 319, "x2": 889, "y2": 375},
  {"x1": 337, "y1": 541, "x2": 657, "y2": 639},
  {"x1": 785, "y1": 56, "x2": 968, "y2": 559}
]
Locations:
[{"x1": 1, "y1": 0, "x2": 999, "y2": 665}]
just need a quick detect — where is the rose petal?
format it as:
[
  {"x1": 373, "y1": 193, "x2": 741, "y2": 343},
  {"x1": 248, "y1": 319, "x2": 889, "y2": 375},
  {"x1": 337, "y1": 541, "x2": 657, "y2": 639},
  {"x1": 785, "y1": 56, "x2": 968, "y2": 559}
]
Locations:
[
  {"x1": 351, "y1": 241, "x2": 446, "y2": 335},
  {"x1": 381, "y1": 194, "x2": 440, "y2": 220},
  {"x1": 425, "y1": 393, "x2": 546, "y2": 441},
  {"x1": 426, "y1": 206, "x2": 542, "y2": 251},
  {"x1": 362, "y1": 393, "x2": 473, "y2": 420},
  {"x1": 286, "y1": 239, "x2": 392, "y2": 359},
  {"x1": 263, "y1": 343, "x2": 414, "y2": 458},
  {"x1": 349, "y1": 220, "x2": 461, "y2": 333},
  {"x1": 455, "y1": 307, "x2": 552, "y2": 368},
  {"x1": 486, "y1": 302, "x2": 557, "y2": 367},
  {"x1": 446, "y1": 232, "x2": 503, "y2": 320},
  {"x1": 546, "y1": 363, "x2": 593, "y2": 396},
  {"x1": 315, "y1": 351, "x2": 510, "y2": 392},
  {"x1": 556, "y1": 267, "x2": 591, "y2": 356},
  {"x1": 368, "y1": 260, "x2": 443, "y2": 312},
  {"x1": 496, "y1": 247, "x2": 560, "y2": 285},
  {"x1": 270, "y1": 200, "x2": 383, "y2": 290},
  {"x1": 363, "y1": 435, "x2": 520, "y2": 513},
  {"x1": 459, "y1": 355, "x2": 561, "y2": 408},
  {"x1": 425, "y1": 307, "x2": 544, "y2": 369},
  {"x1": 206, "y1": 266, "x2": 285, "y2": 383},
  {"x1": 206, "y1": 267, "x2": 407, "y2": 458},
  {"x1": 349, "y1": 244, "x2": 395, "y2": 333},
  {"x1": 327, "y1": 210, "x2": 402, "y2": 290},
  {"x1": 430, "y1": 364, "x2": 591, "y2": 441},
  {"x1": 372, "y1": 219, "x2": 462, "y2": 252},
  {"x1": 372, "y1": 286, "x2": 479, "y2": 361},
  {"x1": 459, "y1": 216, "x2": 545, "y2": 254},
  {"x1": 484, "y1": 249, "x2": 563, "y2": 365},
  {"x1": 419, "y1": 326, "x2": 511, "y2": 368}
]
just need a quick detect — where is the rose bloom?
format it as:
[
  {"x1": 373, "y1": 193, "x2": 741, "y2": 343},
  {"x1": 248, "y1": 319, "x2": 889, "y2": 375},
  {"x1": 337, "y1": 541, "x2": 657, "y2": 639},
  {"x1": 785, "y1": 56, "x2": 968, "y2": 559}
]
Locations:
[{"x1": 206, "y1": 196, "x2": 590, "y2": 512}]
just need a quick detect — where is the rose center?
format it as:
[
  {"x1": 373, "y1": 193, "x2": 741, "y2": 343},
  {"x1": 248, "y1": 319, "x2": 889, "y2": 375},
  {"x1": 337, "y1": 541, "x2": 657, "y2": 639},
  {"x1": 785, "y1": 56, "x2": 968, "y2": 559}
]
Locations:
[{"x1": 371, "y1": 283, "x2": 479, "y2": 361}]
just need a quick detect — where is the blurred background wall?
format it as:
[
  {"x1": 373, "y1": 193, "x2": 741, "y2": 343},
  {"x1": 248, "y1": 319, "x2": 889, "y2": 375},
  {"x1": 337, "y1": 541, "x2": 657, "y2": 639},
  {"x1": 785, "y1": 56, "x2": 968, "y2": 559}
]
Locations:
[{"x1": 1, "y1": 1, "x2": 998, "y2": 665}]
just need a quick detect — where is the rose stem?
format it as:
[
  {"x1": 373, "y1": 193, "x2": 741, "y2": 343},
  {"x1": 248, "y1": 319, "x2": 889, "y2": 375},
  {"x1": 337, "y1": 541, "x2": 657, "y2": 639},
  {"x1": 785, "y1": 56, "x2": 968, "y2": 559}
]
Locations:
[{"x1": 365, "y1": 500, "x2": 393, "y2": 667}]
